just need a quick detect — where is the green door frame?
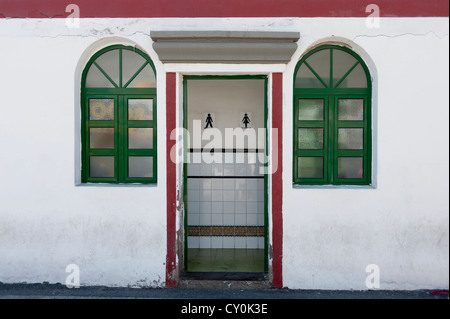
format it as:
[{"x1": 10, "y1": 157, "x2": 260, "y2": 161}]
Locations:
[{"x1": 182, "y1": 75, "x2": 269, "y2": 273}]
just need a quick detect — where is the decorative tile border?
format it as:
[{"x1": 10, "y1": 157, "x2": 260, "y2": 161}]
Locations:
[{"x1": 187, "y1": 225, "x2": 264, "y2": 237}]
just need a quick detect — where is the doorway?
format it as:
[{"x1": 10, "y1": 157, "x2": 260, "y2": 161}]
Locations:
[{"x1": 183, "y1": 76, "x2": 268, "y2": 277}]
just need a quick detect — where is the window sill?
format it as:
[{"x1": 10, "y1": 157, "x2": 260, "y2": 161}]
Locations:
[
  {"x1": 292, "y1": 184, "x2": 376, "y2": 190},
  {"x1": 75, "y1": 182, "x2": 158, "y2": 187}
]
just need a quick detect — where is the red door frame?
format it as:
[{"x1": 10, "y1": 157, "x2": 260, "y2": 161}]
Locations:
[
  {"x1": 166, "y1": 72, "x2": 177, "y2": 288},
  {"x1": 165, "y1": 72, "x2": 283, "y2": 288},
  {"x1": 271, "y1": 73, "x2": 283, "y2": 288}
]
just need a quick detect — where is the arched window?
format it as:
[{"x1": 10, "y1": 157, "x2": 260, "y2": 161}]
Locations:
[
  {"x1": 81, "y1": 45, "x2": 157, "y2": 183},
  {"x1": 293, "y1": 45, "x2": 371, "y2": 185}
]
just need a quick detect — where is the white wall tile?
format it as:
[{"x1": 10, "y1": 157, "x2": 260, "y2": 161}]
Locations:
[
  {"x1": 212, "y1": 164, "x2": 223, "y2": 176},
  {"x1": 257, "y1": 201, "x2": 265, "y2": 214},
  {"x1": 200, "y1": 164, "x2": 212, "y2": 176},
  {"x1": 211, "y1": 178, "x2": 223, "y2": 190},
  {"x1": 188, "y1": 178, "x2": 200, "y2": 190},
  {"x1": 200, "y1": 202, "x2": 211, "y2": 214},
  {"x1": 257, "y1": 190, "x2": 264, "y2": 202},
  {"x1": 200, "y1": 178, "x2": 212, "y2": 190},
  {"x1": 211, "y1": 201, "x2": 223, "y2": 214},
  {"x1": 223, "y1": 214, "x2": 234, "y2": 225},
  {"x1": 188, "y1": 190, "x2": 200, "y2": 202},
  {"x1": 235, "y1": 153, "x2": 245, "y2": 163},
  {"x1": 247, "y1": 164, "x2": 257, "y2": 176},
  {"x1": 235, "y1": 213, "x2": 246, "y2": 225},
  {"x1": 192, "y1": 152, "x2": 202, "y2": 164},
  {"x1": 212, "y1": 214, "x2": 223, "y2": 225},
  {"x1": 257, "y1": 213, "x2": 265, "y2": 226},
  {"x1": 200, "y1": 189, "x2": 212, "y2": 201},
  {"x1": 235, "y1": 190, "x2": 246, "y2": 201},
  {"x1": 224, "y1": 153, "x2": 234, "y2": 164},
  {"x1": 223, "y1": 190, "x2": 235, "y2": 202},
  {"x1": 188, "y1": 201, "x2": 200, "y2": 214},
  {"x1": 235, "y1": 179, "x2": 246, "y2": 190},
  {"x1": 235, "y1": 237, "x2": 246, "y2": 248},
  {"x1": 186, "y1": 153, "x2": 192, "y2": 164},
  {"x1": 223, "y1": 237, "x2": 234, "y2": 249},
  {"x1": 210, "y1": 153, "x2": 223, "y2": 164},
  {"x1": 223, "y1": 202, "x2": 235, "y2": 214},
  {"x1": 246, "y1": 179, "x2": 258, "y2": 190},
  {"x1": 235, "y1": 164, "x2": 246, "y2": 176},
  {"x1": 247, "y1": 202, "x2": 258, "y2": 214},
  {"x1": 257, "y1": 179, "x2": 264, "y2": 190},
  {"x1": 211, "y1": 237, "x2": 223, "y2": 249},
  {"x1": 256, "y1": 164, "x2": 264, "y2": 176},
  {"x1": 187, "y1": 166, "x2": 268, "y2": 252},
  {"x1": 199, "y1": 237, "x2": 211, "y2": 248},
  {"x1": 258, "y1": 237, "x2": 265, "y2": 249},
  {"x1": 247, "y1": 237, "x2": 258, "y2": 249},
  {"x1": 256, "y1": 153, "x2": 267, "y2": 165},
  {"x1": 222, "y1": 179, "x2": 235, "y2": 190},
  {"x1": 247, "y1": 190, "x2": 258, "y2": 201},
  {"x1": 247, "y1": 153, "x2": 257, "y2": 164},
  {"x1": 212, "y1": 190, "x2": 222, "y2": 201},
  {"x1": 187, "y1": 163, "x2": 200, "y2": 176},
  {"x1": 247, "y1": 213, "x2": 258, "y2": 225},
  {"x1": 188, "y1": 213, "x2": 199, "y2": 226},
  {"x1": 199, "y1": 213, "x2": 211, "y2": 225},
  {"x1": 223, "y1": 164, "x2": 234, "y2": 175},
  {"x1": 235, "y1": 202, "x2": 246, "y2": 214},
  {"x1": 188, "y1": 236, "x2": 200, "y2": 249}
]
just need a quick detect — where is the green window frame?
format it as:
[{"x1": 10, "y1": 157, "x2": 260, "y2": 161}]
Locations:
[
  {"x1": 81, "y1": 45, "x2": 157, "y2": 184},
  {"x1": 293, "y1": 45, "x2": 372, "y2": 185}
]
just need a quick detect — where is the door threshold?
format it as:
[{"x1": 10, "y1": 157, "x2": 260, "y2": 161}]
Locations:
[
  {"x1": 181, "y1": 272, "x2": 268, "y2": 281},
  {"x1": 179, "y1": 272, "x2": 271, "y2": 289}
]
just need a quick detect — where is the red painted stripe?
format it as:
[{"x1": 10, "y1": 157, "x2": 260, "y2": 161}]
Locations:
[
  {"x1": 1, "y1": 0, "x2": 448, "y2": 18},
  {"x1": 166, "y1": 72, "x2": 177, "y2": 288},
  {"x1": 272, "y1": 73, "x2": 283, "y2": 289}
]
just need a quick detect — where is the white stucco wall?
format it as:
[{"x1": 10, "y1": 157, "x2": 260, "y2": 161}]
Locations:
[
  {"x1": 0, "y1": 20, "x2": 168, "y2": 287},
  {"x1": 283, "y1": 18, "x2": 449, "y2": 290},
  {"x1": 0, "y1": 17, "x2": 448, "y2": 289}
]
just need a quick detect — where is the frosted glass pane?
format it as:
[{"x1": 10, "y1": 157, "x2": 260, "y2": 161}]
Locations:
[
  {"x1": 295, "y1": 64, "x2": 325, "y2": 88},
  {"x1": 90, "y1": 128, "x2": 114, "y2": 149},
  {"x1": 95, "y1": 49, "x2": 120, "y2": 87},
  {"x1": 89, "y1": 99, "x2": 114, "y2": 120},
  {"x1": 305, "y1": 49, "x2": 330, "y2": 87},
  {"x1": 90, "y1": 156, "x2": 114, "y2": 178},
  {"x1": 338, "y1": 157, "x2": 363, "y2": 179},
  {"x1": 298, "y1": 157, "x2": 323, "y2": 179},
  {"x1": 122, "y1": 49, "x2": 147, "y2": 85},
  {"x1": 337, "y1": 63, "x2": 367, "y2": 88},
  {"x1": 299, "y1": 128, "x2": 323, "y2": 150},
  {"x1": 128, "y1": 99, "x2": 153, "y2": 120},
  {"x1": 338, "y1": 128, "x2": 363, "y2": 150},
  {"x1": 127, "y1": 64, "x2": 156, "y2": 88},
  {"x1": 338, "y1": 99, "x2": 364, "y2": 121},
  {"x1": 128, "y1": 128, "x2": 153, "y2": 149},
  {"x1": 298, "y1": 99, "x2": 324, "y2": 121},
  {"x1": 332, "y1": 49, "x2": 358, "y2": 87},
  {"x1": 129, "y1": 156, "x2": 153, "y2": 178},
  {"x1": 85, "y1": 65, "x2": 115, "y2": 88}
]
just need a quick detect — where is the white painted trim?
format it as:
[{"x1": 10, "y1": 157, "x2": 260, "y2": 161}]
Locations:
[{"x1": 163, "y1": 63, "x2": 286, "y2": 74}]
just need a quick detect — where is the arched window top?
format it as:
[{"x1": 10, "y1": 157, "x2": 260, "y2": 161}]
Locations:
[
  {"x1": 84, "y1": 45, "x2": 156, "y2": 89},
  {"x1": 292, "y1": 44, "x2": 372, "y2": 186},
  {"x1": 294, "y1": 45, "x2": 370, "y2": 89}
]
